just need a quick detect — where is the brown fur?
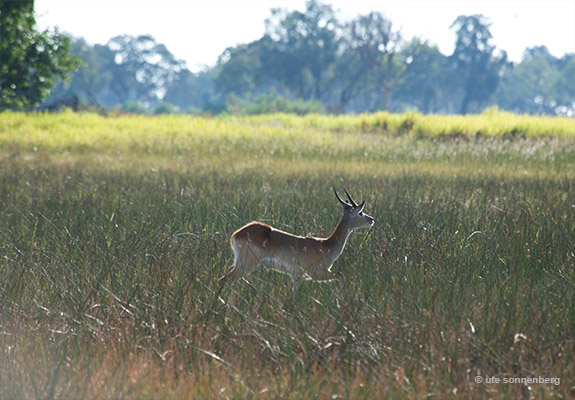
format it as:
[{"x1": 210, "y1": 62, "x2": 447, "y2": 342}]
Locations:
[{"x1": 218, "y1": 191, "x2": 374, "y2": 290}]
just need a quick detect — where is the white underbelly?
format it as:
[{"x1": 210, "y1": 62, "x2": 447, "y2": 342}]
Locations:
[{"x1": 262, "y1": 256, "x2": 305, "y2": 276}]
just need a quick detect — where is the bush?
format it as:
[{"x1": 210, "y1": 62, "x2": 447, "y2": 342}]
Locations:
[
  {"x1": 121, "y1": 101, "x2": 148, "y2": 114},
  {"x1": 229, "y1": 93, "x2": 326, "y2": 115},
  {"x1": 153, "y1": 102, "x2": 176, "y2": 115}
]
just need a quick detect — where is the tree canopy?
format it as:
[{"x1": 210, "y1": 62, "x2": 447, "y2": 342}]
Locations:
[
  {"x1": 450, "y1": 15, "x2": 510, "y2": 113},
  {"x1": 7, "y1": 0, "x2": 573, "y2": 116},
  {"x1": 0, "y1": 0, "x2": 78, "y2": 109}
]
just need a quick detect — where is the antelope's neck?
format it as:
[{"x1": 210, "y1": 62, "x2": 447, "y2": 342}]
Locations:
[{"x1": 324, "y1": 218, "x2": 353, "y2": 259}]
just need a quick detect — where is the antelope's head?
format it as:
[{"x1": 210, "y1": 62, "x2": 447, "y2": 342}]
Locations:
[{"x1": 334, "y1": 188, "x2": 375, "y2": 230}]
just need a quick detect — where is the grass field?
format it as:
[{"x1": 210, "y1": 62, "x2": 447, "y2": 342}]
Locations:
[{"x1": 0, "y1": 111, "x2": 574, "y2": 399}]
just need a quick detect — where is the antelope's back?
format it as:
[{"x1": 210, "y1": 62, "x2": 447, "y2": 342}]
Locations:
[{"x1": 231, "y1": 221, "x2": 273, "y2": 247}]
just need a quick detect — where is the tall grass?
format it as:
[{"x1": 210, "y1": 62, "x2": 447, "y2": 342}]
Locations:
[{"x1": 0, "y1": 112, "x2": 574, "y2": 398}]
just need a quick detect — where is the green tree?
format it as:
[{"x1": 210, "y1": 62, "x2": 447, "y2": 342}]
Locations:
[
  {"x1": 105, "y1": 35, "x2": 186, "y2": 107},
  {"x1": 215, "y1": 40, "x2": 266, "y2": 96},
  {"x1": 331, "y1": 44, "x2": 369, "y2": 113},
  {"x1": 49, "y1": 36, "x2": 214, "y2": 112},
  {"x1": 262, "y1": 0, "x2": 340, "y2": 100},
  {"x1": 450, "y1": 15, "x2": 508, "y2": 114},
  {"x1": 0, "y1": 0, "x2": 78, "y2": 109},
  {"x1": 496, "y1": 47, "x2": 575, "y2": 115},
  {"x1": 395, "y1": 39, "x2": 454, "y2": 113},
  {"x1": 331, "y1": 22, "x2": 375, "y2": 113},
  {"x1": 551, "y1": 53, "x2": 575, "y2": 116},
  {"x1": 348, "y1": 12, "x2": 404, "y2": 111},
  {"x1": 164, "y1": 68, "x2": 216, "y2": 112},
  {"x1": 46, "y1": 37, "x2": 114, "y2": 107}
]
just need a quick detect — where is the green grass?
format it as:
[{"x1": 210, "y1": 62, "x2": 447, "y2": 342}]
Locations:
[{"x1": 0, "y1": 111, "x2": 574, "y2": 398}]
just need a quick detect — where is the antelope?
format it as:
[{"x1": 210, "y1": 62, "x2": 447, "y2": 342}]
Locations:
[{"x1": 218, "y1": 189, "x2": 374, "y2": 291}]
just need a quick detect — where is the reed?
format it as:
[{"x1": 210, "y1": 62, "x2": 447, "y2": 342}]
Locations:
[{"x1": 0, "y1": 112, "x2": 573, "y2": 398}]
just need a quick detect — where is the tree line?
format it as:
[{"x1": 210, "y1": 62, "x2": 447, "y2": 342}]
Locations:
[{"x1": 2, "y1": 0, "x2": 574, "y2": 115}]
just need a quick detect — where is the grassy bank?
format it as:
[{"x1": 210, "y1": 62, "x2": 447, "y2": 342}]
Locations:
[{"x1": 0, "y1": 112, "x2": 574, "y2": 398}]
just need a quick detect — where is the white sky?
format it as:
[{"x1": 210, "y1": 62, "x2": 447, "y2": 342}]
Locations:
[{"x1": 36, "y1": 0, "x2": 575, "y2": 72}]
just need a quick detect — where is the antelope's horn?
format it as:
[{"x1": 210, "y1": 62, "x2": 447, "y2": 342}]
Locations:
[
  {"x1": 344, "y1": 188, "x2": 358, "y2": 207},
  {"x1": 334, "y1": 188, "x2": 352, "y2": 208}
]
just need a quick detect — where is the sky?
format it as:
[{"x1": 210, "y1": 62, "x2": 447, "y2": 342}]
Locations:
[{"x1": 35, "y1": 0, "x2": 575, "y2": 73}]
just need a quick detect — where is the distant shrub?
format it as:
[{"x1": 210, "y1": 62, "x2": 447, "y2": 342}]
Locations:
[
  {"x1": 153, "y1": 102, "x2": 176, "y2": 115},
  {"x1": 202, "y1": 101, "x2": 228, "y2": 116},
  {"x1": 229, "y1": 94, "x2": 325, "y2": 115},
  {"x1": 121, "y1": 101, "x2": 148, "y2": 114}
]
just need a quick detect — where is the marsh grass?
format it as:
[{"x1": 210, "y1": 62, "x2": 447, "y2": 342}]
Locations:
[{"x1": 0, "y1": 112, "x2": 574, "y2": 398}]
